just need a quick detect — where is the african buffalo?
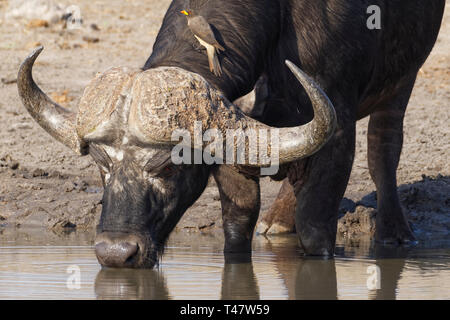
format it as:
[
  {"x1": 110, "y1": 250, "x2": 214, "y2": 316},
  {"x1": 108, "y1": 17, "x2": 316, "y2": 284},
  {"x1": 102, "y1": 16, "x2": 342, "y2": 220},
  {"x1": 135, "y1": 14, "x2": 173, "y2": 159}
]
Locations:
[{"x1": 18, "y1": 0, "x2": 445, "y2": 268}]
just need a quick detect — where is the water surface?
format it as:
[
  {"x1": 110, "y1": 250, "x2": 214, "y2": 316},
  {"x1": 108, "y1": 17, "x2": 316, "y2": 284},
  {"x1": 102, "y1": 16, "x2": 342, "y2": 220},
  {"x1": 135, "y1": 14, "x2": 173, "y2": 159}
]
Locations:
[{"x1": 0, "y1": 228, "x2": 449, "y2": 300}]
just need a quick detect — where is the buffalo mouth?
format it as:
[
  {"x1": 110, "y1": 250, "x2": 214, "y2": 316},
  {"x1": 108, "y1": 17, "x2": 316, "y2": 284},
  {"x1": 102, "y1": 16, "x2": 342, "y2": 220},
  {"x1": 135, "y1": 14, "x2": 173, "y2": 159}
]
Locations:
[{"x1": 94, "y1": 232, "x2": 160, "y2": 269}]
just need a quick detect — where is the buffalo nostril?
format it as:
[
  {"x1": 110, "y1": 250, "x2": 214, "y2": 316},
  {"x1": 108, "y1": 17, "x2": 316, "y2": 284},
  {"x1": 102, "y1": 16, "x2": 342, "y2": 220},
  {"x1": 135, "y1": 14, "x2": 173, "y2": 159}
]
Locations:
[{"x1": 95, "y1": 241, "x2": 139, "y2": 268}]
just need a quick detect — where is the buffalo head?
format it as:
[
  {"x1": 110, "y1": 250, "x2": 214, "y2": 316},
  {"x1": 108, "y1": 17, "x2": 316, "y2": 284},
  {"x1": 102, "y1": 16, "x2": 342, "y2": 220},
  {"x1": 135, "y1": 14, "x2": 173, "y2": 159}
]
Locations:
[{"x1": 17, "y1": 47, "x2": 336, "y2": 268}]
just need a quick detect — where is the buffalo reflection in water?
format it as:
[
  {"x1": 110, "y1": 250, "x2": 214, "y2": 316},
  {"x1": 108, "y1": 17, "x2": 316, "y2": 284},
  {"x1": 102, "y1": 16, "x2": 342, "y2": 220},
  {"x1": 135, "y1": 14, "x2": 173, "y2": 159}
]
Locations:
[{"x1": 94, "y1": 241, "x2": 410, "y2": 300}]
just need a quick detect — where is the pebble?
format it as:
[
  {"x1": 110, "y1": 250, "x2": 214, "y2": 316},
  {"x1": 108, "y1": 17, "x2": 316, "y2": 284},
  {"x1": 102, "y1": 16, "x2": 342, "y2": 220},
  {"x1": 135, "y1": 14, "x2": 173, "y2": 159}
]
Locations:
[
  {"x1": 1, "y1": 77, "x2": 17, "y2": 85},
  {"x1": 82, "y1": 35, "x2": 100, "y2": 43},
  {"x1": 26, "y1": 19, "x2": 49, "y2": 28},
  {"x1": 90, "y1": 24, "x2": 100, "y2": 31}
]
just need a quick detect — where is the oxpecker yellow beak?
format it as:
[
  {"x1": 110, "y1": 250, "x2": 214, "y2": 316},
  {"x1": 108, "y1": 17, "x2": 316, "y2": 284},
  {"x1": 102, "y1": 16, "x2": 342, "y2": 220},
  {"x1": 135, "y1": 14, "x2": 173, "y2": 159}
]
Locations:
[{"x1": 181, "y1": 10, "x2": 189, "y2": 16}]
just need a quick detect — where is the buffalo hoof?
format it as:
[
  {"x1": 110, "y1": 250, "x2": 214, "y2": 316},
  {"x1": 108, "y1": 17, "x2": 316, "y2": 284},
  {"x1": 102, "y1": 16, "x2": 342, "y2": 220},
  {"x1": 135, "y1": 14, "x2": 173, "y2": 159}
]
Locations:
[
  {"x1": 256, "y1": 220, "x2": 294, "y2": 235},
  {"x1": 375, "y1": 212, "x2": 417, "y2": 245},
  {"x1": 375, "y1": 226, "x2": 418, "y2": 246},
  {"x1": 298, "y1": 236, "x2": 335, "y2": 257}
]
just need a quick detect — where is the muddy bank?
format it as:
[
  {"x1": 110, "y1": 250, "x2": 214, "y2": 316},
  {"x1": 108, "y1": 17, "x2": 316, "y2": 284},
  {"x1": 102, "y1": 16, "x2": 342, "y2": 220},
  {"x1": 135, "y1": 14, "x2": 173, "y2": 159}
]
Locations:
[
  {"x1": 337, "y1": 175, "x2": 450, "y2": 243},
  {"x1": 0, "y1": 1, "x2": 449, "y2": 242}
]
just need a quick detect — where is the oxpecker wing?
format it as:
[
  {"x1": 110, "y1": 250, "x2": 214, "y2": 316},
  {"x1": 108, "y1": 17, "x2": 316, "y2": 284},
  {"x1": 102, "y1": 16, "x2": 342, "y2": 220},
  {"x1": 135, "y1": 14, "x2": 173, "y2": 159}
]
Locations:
[{"x1": 182, "y1": 10, "x2": 225, "y2": 77}]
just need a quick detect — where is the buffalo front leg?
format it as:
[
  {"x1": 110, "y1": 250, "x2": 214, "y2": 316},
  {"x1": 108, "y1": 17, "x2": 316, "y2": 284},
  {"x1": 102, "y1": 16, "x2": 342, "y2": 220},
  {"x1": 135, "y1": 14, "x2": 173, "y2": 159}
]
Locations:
[
  {"x1": 368, "y1": 84, "x2": 416, "y2": 244},
  {"x1": 293, "y1": 121, "x2": 356, "y2": 256},
  {"x1": 213, "y1": 166, "x2": 261, "y2": 254}
]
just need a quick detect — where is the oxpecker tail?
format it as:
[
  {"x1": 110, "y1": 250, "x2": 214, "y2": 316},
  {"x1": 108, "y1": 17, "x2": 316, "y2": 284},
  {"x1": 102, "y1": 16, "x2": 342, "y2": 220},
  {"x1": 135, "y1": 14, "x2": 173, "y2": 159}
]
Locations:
[{"x1": 210, "y1": 47, "x2": 222, "y2": 77}]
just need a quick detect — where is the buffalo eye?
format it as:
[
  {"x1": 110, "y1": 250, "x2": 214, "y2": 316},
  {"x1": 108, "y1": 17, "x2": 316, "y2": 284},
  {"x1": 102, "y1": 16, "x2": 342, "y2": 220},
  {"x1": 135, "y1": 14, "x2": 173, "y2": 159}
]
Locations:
[
  {"x1": 144, "y1": 152, "x2": 176, "y2": 177},
  {"x1": 156, "y1": 164, "x2": 178, "y2": 178}
]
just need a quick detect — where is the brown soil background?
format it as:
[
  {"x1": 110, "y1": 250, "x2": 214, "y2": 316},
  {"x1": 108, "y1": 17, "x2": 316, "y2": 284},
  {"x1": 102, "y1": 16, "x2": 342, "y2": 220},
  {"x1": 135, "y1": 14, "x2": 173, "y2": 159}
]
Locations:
[{"x1": 0, "y1": 1, "x2": 448, "y2": 242}]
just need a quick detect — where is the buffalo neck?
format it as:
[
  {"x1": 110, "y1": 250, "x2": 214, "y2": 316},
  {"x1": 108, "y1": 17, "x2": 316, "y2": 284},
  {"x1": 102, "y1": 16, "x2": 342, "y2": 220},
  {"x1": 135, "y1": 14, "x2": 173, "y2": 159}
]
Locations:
[{"x1": 143, "y1": 0, "x2": 282, "y2": 102}]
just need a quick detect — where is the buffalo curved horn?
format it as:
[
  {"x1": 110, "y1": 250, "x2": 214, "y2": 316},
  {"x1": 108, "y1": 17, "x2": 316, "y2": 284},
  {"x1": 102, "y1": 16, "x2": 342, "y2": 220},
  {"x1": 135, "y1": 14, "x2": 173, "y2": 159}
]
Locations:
[
  {"x1": 131, "y1": 61, "x2": 336, "y2": 167},
  {"x1": 17, "y1": 46, "x2": 86, "y2": 155},
  {"x1": 256, "y1": 60, "x2": 337, "y2": 164},
  {"x1": 219, "y1": 60, "x2": 337, "y2": 165}
]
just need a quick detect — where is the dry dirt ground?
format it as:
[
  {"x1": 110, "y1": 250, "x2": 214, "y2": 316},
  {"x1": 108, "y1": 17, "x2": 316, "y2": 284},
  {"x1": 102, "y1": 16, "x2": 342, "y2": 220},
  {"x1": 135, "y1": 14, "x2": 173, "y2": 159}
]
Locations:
[{"x1": 0, "y1": 0, "x2": 448, "y2": 242}]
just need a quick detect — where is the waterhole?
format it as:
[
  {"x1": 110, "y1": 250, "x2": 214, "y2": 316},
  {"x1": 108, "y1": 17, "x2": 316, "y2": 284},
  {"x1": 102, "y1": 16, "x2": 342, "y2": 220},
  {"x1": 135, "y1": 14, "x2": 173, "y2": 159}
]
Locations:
[{"x1": 0, "y1": 228, "x2": 448, "y2": 300}]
